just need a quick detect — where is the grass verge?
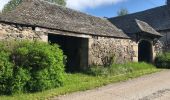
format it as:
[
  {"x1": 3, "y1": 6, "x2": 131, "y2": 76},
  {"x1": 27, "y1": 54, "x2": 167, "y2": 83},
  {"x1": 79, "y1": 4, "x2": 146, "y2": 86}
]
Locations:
[{"x1": 0, "y1": 63, "x2": 160, "y2": 100}]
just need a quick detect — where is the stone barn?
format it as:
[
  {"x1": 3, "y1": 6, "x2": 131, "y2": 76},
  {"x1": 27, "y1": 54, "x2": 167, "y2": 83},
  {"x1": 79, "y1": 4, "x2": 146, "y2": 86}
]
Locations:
[
  {"x1": 109, "y1": 18, "x2": 163, "y2": 63},
  {"x1": 0, "y1": 0, "x2": 163, "y2": 71},
  {"x1": 109, "y1": 0, "x2": 170, "y2": 52}
]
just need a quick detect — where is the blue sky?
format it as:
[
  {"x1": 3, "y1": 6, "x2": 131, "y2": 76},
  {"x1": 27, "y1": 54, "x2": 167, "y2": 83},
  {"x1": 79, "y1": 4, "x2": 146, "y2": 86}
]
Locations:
[
  {"x1": 80, "y1": 0, "x2": 166, "y2": 17},
  {"x1": 0, "y1": 0, "x2": 166, "y2": 18}
]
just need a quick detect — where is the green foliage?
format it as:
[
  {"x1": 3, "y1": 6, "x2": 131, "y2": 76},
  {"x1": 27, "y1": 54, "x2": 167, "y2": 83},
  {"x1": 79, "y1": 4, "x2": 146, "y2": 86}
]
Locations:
[
  {"x1": 44, "y1": 0, "x2": 66, "y2": 6},
  {"x1": 10, "y1": 67, "x2": 31, "y2": 94},
  {"x1": 101, "y1": 54, "x2": 115, "y2": 67},
  {"x1": 155, "y1": 52, "x2": 170, "y2": 68},
  {"x1": 0, "y1": 63, "x2": 159, "y2": 100},
  {"x1": 117, "y1": 8, "x2": 129, "y2": 16},
  {"x1": 0, "y1": 40, "x2": 65, "y2": 95},
  {"x1": 2, "y1": 0, "x2": 66, "y2": 13},
  {"x1": 0, "y1": 51, "x2": 13, "y2": 95},
  {"x1": 2, "y1": 0, "x2": 22, "y2": 13},
  {"x1": 86, "y1": 62, "x2": 156, "y2": 76}
]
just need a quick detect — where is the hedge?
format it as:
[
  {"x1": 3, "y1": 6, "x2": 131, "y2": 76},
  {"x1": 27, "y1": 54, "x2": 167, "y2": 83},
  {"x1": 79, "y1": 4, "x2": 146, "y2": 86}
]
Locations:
[
  {"x1": 0, "y1": 40, "x2": 66, "y2": 95},
  {"x1": 155, "y1": 52, "x2": 170, "y2": 68}
]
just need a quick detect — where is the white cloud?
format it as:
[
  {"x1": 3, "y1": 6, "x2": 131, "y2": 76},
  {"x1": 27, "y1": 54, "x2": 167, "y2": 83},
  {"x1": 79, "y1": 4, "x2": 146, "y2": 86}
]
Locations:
[
  {"x1": 66, "y1": 0, "x2": 127, "y2": 11},
  {"x1": 0, "y1": 0, "x2": 11, "y2": 11},
  {"x1": 0, "y1": 0, "x2": 127, "y2": 11}
]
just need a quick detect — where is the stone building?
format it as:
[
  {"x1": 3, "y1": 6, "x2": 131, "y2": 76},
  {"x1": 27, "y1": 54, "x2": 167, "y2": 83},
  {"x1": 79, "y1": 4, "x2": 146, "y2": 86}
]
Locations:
[
  {"x1": 0, "y1": 0, "x2": 163, "y2": 71},
  {"x1": 109, "y1": 0, "x2": 170, "y2": 52}
]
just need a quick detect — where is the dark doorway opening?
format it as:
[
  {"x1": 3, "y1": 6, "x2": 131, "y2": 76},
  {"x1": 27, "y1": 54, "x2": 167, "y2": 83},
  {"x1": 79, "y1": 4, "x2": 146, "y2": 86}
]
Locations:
[
  {"x1": 48, "y1": 34, "x2": 88, "y2": 72},
  {"x1": 138, "y1": 40, "x2": 153, "y2": 63}
]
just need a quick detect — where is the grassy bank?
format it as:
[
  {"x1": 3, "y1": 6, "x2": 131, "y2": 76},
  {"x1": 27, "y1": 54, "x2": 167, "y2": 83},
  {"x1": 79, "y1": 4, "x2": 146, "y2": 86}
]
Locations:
[{"x1": 0, "y1": 63, "x2": 160, "y2": 100}]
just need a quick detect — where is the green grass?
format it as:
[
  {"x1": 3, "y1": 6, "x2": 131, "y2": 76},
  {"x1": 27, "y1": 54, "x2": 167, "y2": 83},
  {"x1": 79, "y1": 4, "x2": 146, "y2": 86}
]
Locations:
[
  {"x1": 86, "y1": 62, "x2": 158, "y2": 76},
  {"x1": 0, "y1": 62, "x2": 160, "y2": 100}
]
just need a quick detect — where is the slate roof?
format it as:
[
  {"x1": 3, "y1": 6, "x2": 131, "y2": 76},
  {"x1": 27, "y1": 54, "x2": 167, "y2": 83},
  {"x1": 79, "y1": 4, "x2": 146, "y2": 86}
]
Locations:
[
  {"x1": 0, "y1": 0, "x2": 128, "y2": 38},
  {"x1": 109, "y1": 5, "x2": 170, "y2": 35},
  {"x1": 135, "y1": 19, "x2": 162, "y2": 36}
]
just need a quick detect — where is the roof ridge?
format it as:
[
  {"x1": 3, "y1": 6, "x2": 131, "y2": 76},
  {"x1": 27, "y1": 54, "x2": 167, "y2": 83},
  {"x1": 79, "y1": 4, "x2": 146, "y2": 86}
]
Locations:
[
  {"x1": 109, "y1": 5, "x2": 166, "y2": 20},
  {"x1": 0, "y1": 0, "x2": 128, "y2": 38}
]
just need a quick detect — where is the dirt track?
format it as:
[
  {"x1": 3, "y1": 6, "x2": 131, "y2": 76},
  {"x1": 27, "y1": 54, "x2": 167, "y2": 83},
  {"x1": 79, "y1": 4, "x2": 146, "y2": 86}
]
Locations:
[{"x1": 53, "y1": 70, "x2": 170, "y2": 100}]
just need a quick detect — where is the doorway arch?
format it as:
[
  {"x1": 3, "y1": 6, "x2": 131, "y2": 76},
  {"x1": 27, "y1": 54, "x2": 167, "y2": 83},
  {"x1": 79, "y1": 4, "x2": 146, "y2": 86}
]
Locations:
[{"x1": 138, "y1": 40, "x2": 153, "y2": 63}]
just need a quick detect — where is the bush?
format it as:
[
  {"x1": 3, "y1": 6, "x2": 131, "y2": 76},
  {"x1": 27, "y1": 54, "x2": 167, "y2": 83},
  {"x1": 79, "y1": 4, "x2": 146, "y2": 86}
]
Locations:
[
  {"x1": 0, "y1": 40, "x2": 66, "y2": 94},
  {"x1": 155, "y1": 52, "x2": 170, "y2": 68},
  {"x1": 86, "y1": 62, "x2": 156, "y2": 76},
  {"x1": 0, "y1": 51, "x2": 13, "y2": 95}
]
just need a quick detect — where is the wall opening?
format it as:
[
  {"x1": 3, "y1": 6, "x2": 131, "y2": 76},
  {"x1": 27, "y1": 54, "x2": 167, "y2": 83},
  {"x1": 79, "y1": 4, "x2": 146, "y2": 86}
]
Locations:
[
  {"x1": 138, "y1": 40, "x2": 153, "y2": 63},
  {"x1": 48, "y1": 34, "x2": 88, "y2": 72}
]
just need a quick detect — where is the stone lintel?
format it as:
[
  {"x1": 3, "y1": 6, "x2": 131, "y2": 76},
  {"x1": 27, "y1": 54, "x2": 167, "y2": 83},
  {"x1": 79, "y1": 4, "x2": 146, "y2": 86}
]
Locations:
[{"x1": 35, "y1": 27, "x2": 91, "y2": 38}]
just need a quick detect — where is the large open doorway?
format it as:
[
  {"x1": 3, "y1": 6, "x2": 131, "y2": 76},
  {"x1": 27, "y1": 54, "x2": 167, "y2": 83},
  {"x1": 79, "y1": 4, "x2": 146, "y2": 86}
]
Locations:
[
  {"x1": 138, "y1": 40, "x2": 153, "y2": 63},
  {"x1": 48, "y1": 34, "x2": 88, "y2": 72}
]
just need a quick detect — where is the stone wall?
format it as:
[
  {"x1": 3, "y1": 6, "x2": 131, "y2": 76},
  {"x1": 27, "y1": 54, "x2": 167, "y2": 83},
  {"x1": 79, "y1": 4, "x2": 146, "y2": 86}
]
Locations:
[
  {"x1": 0, "y1": 22, "x2": 48, "y2": 41},
  {"x1": 153, "y1": 40, "x2": 163, "y2": 55},
  {"x1": 159, "y1": 30, "x2": 170, "y2": 52},
  {"x1": 88, "y1": 37, "x2": 137, "y2": 66},
  {"x1": 1, "y1": 22, "x2": 164, "y2": 68}
]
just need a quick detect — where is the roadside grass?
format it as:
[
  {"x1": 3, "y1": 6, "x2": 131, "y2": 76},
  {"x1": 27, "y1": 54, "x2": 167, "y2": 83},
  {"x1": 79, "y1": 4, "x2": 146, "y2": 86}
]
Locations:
[{"x1": 0, "y1": 62, "x2": 160, "y2": 100}]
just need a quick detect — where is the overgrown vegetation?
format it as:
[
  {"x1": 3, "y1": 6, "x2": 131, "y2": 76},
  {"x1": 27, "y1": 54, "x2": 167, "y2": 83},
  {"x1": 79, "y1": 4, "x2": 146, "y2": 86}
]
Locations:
[
  {"x1": 0, "y1": 40, "x2": 160, "y2": 99},
  {"x1": 0, "y1": 62, "x2": 159, "y2": 100},
  {"x1": 155, "y1": 52, "x2": 170, "y2": 68},
  {"x1": 101, "y1": 54, "x2": 115, "y2": 67},
  {"x1": 86, "y1": 62, "x2": 157, "y2": 76},
  {"x1": 0, "y1": 40, "x2": 65, "y2": 95}
]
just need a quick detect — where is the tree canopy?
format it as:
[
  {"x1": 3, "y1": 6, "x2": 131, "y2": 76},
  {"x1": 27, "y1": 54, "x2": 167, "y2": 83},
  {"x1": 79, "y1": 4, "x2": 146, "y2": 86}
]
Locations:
[
  {"x1": 2, "y1": 0, "x2": 66, "y2": 13},
  {"x1": 44, "y1": 0, "x2": 66, "y2": 6},
  {"x1": 117, "y1": 8, "x2": 129, "y2": 16}
]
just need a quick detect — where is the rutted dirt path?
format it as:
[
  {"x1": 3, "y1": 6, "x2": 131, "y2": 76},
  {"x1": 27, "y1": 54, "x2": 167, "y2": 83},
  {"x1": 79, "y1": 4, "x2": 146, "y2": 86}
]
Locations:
[{"x1": 53, "y1": 70, "x2": 170, "y2": 100}]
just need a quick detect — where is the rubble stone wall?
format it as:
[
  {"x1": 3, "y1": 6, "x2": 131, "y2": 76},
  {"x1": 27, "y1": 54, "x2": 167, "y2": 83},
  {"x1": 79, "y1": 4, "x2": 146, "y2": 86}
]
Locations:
[
  {"x1": 88, "y1": 37, "x2": 137, "y2": 66},
  {"x1": 159, "y1": 31, "x2": 170, "y2": 52},
  {"x1": 1, "y1": 22, "x2": 164, "y2": 68},
  {"x1": 0, "y1": 22, "x2": 48, "y2": 42}
]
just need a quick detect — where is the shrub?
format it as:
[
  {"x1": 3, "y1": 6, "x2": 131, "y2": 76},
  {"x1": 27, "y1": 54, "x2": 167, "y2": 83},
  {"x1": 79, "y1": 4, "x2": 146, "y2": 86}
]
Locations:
[
  {"x1": 86, "y1": 62, "x2": 156, "y2": 76},
  {"x1": 101, "y1": 54, "x2": 115, "y2": 67},
  {"x1": 0, "y1": 51, "x2": 13, "y2": 95},
  {"x1": 155, "y1": 52, "x2": 170, "y2": 68},
  {"x1": 0, "y1": 40, "x2": 66, "y2": 94},
  {"x1": 86, "y1": 66, "x2": 109, "y2": 76}
]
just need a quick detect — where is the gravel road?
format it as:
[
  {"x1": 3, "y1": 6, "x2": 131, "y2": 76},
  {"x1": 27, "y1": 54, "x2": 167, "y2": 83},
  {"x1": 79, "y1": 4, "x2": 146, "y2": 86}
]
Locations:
[{"x1": 53, "y1": 70, "x2": 170, "y2": 100}]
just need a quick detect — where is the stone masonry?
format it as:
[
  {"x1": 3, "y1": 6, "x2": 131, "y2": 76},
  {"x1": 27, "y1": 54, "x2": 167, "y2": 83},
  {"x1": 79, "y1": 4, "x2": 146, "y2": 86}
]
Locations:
[
  {"x1": 88, "y1": 37, "x2": 137, "y2": 66},
  {"x1": 159, "y1": 31, "x2": 170, "y2": 52},
  {"x1": 0, "y1": 22, "x2": 162, "y2": 68},
  {"x1": 0, "y1": 22, "x2": 48, "y2": 42}
]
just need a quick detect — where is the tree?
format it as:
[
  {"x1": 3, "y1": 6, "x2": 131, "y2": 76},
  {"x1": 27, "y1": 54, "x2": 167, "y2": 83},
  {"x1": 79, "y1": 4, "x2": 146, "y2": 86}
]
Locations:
[
  {"x1": 117, "y1": 8, "x2": 129, "y2": 16},
  {"x1": 44, "y1": 0, "x2": 66, "y2": 6},
  {"x1": 2, "y1": 0, "x2": 66, "y2": 13}
]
